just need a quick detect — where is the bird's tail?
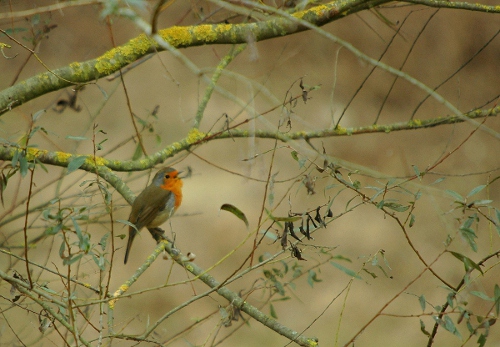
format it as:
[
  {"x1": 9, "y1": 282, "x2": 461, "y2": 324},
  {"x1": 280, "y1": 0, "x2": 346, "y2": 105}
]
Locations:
[{"x1": 124, "y1": 226, "x2": 137, "y2": 264}]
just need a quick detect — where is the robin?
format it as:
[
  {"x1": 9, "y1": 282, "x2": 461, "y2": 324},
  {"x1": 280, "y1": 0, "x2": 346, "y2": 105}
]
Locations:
[{"x1": 124, "y1": 167, "x2": 183, "y2": 264}]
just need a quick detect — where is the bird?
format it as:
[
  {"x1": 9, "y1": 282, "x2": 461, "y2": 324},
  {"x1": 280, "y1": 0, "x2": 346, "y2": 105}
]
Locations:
[{"x1": 124, "y1": 167, "x2": 183, "y2": 264}]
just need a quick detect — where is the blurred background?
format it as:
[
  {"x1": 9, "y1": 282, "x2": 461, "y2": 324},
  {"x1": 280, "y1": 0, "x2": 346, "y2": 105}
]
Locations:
[{"x1": 0, "y1": 0, "x2": 499, "y2": 346}]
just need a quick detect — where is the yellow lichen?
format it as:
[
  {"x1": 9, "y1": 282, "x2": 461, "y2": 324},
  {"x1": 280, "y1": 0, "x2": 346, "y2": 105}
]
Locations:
[
  {"x1": 192, "y1": 24, "x2": 219, "y2": 42},
  {"x1": 90, "y1": 156, "x2": 107, "y2": 167},
  {"x1": 94, "y1": 34, "x2": 155, "y2": 75},
  {"x1": 26, "y1": 147, "x2": 47, "y2": 160},
  {"x1": 160, "y1": 26, "x2": 193, "y2": 47},
  {"x1": 335, "y1": 126, "x2": 347, "y2": 135},
  {"x1": 409, "y1": 119, "x2": 422, "y2": 127},
  {"x1": 55, "y1": 151, "x2": 72, "y2": 162},
  {"x1": 127, "y1": 34, "x2": 155, "y2": 55},
  {"x1": 214, "y1": 23, "x2": 233, "y2": 34},
  {"x1": 187, "y1": 128, "x2": 206, "y2": 143}
]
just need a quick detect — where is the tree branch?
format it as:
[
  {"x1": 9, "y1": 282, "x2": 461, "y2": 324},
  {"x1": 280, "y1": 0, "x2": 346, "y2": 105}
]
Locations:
[
  {"x1": 405, "y1": 0, "x2": 500, "y2": 13},
  {"x1": 0, "y1": 0, "x2": 383, "y2": 115}
]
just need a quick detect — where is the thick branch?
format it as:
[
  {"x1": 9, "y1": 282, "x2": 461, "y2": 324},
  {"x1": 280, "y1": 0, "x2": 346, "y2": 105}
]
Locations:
[
  {"x1": 164, "y1": 241, "x2": 319, "y2": 346},
  {"x1": 405, "y1": 0, "x2": 500, "y2": 12},
  {"x1": 0, "y1": 108, "x2": 496, "y2": 179},
  {"x1": 0, "y1": 0, "x2": 381, "y2": 115}
]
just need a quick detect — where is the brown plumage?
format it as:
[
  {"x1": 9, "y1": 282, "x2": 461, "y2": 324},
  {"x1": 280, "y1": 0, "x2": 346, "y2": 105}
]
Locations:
[{"x1": 124, "y1": 167, "x2": 183, "y2": 264}]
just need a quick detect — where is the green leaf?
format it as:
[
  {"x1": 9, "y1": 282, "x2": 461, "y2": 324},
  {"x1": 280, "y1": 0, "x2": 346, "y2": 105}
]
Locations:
[
  {"x1": 45, "y1": 224, "x2": 62, "y2": 235},
  {"x1": 330, "y1": 261, "x2": 362, "y2": 279},
  {"x1": 116, "y1": 219, "x2": 138, "y2": 230},
  {"x1": 433, "y1": 316, "x2": 461, "y2": 338},
  {"x1": 307, "y1": 270, "x2": 322, "y2": 287},
  {"x1": 274, "y1": 280, "x2": 285, "y2": 295},
  {"x1": 266, "y1": 213, "x2": 302, "y2": 223},
  {"x1": 270, "y1": 303, "x2": 278, "y2": 319},
  {"x1": 445, "y1": 189, "x2": 464, "y2": 202},
  {"x1": 467, "y1": 185, "x2": 486, "y2": 198},
  {"x1": 495, "y1": 208, "x2": 500, "y2": 236},
  {"x1": 12, "y1": 149, "x2": 19, "y2": 167},
  {"x1": 73, "y1": 217, "x2": 90, "y2": 253},
  {"x1": 471, "y1": 291, "x2": 493, "y2": 301},
  {"x1": 446, "y1": 292, "x2": 455, "y2": 308},
  {"x1": 132, "y1": 142, "x2": 142, "y2": 161},
  {"x1": 477, "y1": 334, "x2": 487, "y2": 347},
  {"x1": 430, "y1": 177, "x2": 445, "y2": 185},
  {"x1": 272, "y1": 296, "x2": 291, "y2": 302},
  {"x1": 449, "y1": 251, "x2": 483, "y2": 274},
  {"x1": 66, "y1": 135, "x2": 88, "y2": 141},
  {"x1": 220, "y1": 203, "x2": 249, "y2": 228},
  {"x1": 332, "y1": 254, "x2": 352, "y2": 262},
  {"x1": 458, "y1": 226, "x2": 478, "y2": 252},
  {"x1": 419, "y1": 295, "x2": 426, "y2": 311},
  {"x1": 92, "y1": 254, "x2": 106, "y2": 271},
  {"x1": 412, "y1": 165, "x2": 421, "y2": 179},
  {"x1": 362, "y1": 268, "x2": 377, "y2": 279},
  {"x1": 63, "y1": 253, "x2": 83, "y2": 266},
  {"x1": 260, "y1": 229, "x2": 278, "y2": 241},
  {"x1": 409, "y1": 214, "x2": 416, "y2": 227},
  {"x1": 495, "y1": 284, "x2": 500, "y2": 315},
  {"x1": 32, "y1": 109, "x2": 46, "y2": 122},
  {"x1": 100, "y1": 233, "x2": 110, "y2": 251},
  {"x1": 443, "y1": 315, "x2": 461, "y2": 338},
  {"x1": 268, "y1": 172, "x2": 277, "y2": 207},
  {"x1": 280, "y1": 260, "x2": 289, "y2": 275},
  {"x1": 377, "y1": 200, "x2": 410, "y2": 212},
  {"x1": 67, "y1": 156, "x2": 87, "y2": 174},
  {"x1": 469, "y1": 199, "x2": 493, "y2": 207},
  {"x1": 380, "y1": 251, "x2": 392, "y2": 270},
  {"x1": 31, "y1": 13, "x2": 40, "y2": 25},
  {"x1": 291, "y1": 151, "x2": 299, "y2": 161},
  {"x1": 19, "y1": 153, "x2": 28, "y2": 177},
  {"x1": 35, "y1": 158, "x2": 48, "y2": 173},
  {"x1": 420, "y1": 319, "x2": 431, "y2": 336}
]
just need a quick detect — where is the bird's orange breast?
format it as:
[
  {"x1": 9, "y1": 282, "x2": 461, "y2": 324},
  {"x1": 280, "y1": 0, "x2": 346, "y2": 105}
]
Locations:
[{"x1": 161, "y1": 178, "x2": 183, "y2": 209}]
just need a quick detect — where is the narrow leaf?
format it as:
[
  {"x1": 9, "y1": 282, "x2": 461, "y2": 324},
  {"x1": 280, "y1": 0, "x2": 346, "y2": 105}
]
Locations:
[
  {"x1": 330, "y1": 261, "x2": 362, "y2": 279},
  {"x1": 471, "y1": 291, "x2": 493, "y2": 301},
  {"x1": 268, "y1": 215, "x2": 302, "y2": 222},
  {"x1": 65, "y1": 135, "x2": 88, "y2": 141},
  {"x1": 32, "y1": 109, "x2": 46, "y2": 122},
  {"x1": 412, "y1": 165, "x2": 421, "y2": 179},
  {"x1": 419, "y1": 295, "x2": 426, "y2": 311},
  {"x1": 270, "y1": 303, "x2": 278, "y2": 319},
  {"x1": 430, "y1": 177, "x2": 445, "y2": 185},
  {"x1": 420, "y1": 319, "x2": 431, "y2": 336},
  {"x1": 467, "y1": 184, "x2": 486, "y2": 198},
  {"x1": 409, "y1": 214, "x2": 416, "y2": 227},
  {"x1": 220, "y1": 203, "x2": 249, "y2": 228},
  {"x1": 386, "y1": 202, "x2": 410, "y2": 212},
  {"x1": 67, "y1": 156, "x2": 87, "y2": 174},
  {"x1": 494, "y1": 284, "x2": 500, "y2": 315},
  {"x1": 449, "y1": 251, "x2": 483, "y2": 274},
  {"x1": 445, "y1": 189, "x2": 464, "y2": 202}
]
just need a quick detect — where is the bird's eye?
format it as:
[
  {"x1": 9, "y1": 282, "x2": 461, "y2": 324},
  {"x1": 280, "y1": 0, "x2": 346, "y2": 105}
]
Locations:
[{"x1": 165, "y1": 174, "x2": 170, "y2": 179}]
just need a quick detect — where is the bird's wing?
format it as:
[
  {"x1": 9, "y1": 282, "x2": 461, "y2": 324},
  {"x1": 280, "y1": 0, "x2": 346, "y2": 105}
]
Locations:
[{"x1": 129, "y1": 187, "x2": 173, "y2": 230}]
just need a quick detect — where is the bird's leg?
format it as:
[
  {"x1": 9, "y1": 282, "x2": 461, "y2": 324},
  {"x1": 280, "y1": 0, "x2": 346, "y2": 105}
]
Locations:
[
  {"x1": 148, "y1": 227, "x2": 179, "y2": 261},
  {"x1": 147, "y1": 227, "x2": 171, "y2": 243}
]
